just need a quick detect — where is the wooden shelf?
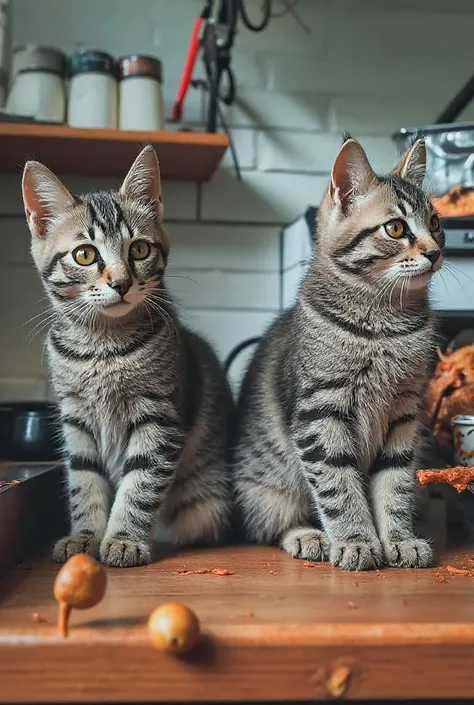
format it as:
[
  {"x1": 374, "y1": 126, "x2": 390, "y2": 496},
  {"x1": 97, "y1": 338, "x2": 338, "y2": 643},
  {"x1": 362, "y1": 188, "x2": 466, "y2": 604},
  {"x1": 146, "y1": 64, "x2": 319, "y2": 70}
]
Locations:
[{"x1": 0, "y1": 123, "x2": 229, "y2": 181}]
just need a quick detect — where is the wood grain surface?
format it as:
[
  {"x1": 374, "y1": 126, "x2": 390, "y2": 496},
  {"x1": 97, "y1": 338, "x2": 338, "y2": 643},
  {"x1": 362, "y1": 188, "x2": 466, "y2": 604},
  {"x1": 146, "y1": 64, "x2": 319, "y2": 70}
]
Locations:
[{"x1": 2, "y1": 542, "x2": 474, "y2": 702}]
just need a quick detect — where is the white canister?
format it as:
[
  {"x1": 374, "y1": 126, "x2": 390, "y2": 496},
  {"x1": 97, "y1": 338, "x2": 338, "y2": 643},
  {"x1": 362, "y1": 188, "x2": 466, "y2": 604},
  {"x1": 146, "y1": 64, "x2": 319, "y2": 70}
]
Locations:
[
  {"x1": 452, "y1": 414, "x2": 474, "y2": 466},
  {"x1": 7, "y1": 46, "x2": 66, "y2": 122},
  {"x1": 119, "y1": 55, "x2": 164, "y2": 132},
  {"x1": 67, "y1": 50, "x2": 118, "y2": 129}
]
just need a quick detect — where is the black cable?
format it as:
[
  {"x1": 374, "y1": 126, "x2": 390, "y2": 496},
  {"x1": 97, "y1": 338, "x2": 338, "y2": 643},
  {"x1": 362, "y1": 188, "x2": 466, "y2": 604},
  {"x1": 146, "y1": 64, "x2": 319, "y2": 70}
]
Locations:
[
  {"x1": 192, "y1": 78, "x2": 241, "y2": 179},
  {"x1": 436, "y1": 73, "x2": 474, "y2": 124},
  {"x1": 224, "y1": 337, "x2": 260, "y2": 375},
  {"x1": 217, "y1": 101, "x2": 241, "y2": 180},
  {"x1": 238, "y1": 0, "x2": 272, "y2": 31}
]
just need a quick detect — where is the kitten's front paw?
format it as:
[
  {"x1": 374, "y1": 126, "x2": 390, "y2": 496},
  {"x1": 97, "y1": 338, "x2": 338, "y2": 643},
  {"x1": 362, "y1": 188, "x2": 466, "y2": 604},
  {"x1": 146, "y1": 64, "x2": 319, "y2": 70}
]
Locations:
[
  {"x1": 281, "y1": 527, "x2": 329, "y2": 561},
  {"x1": 330, "y1": 540, "x2": 383, "y2": 571},
  {"x1": 383, "y1": 538, "x2": 432, "y2": 568},
  {"x1": 52, "y1": 535, "x2": 100, "y2": 563},
  {"x1": 100, "y1": 538, "x2": 151, "y2": 567}
]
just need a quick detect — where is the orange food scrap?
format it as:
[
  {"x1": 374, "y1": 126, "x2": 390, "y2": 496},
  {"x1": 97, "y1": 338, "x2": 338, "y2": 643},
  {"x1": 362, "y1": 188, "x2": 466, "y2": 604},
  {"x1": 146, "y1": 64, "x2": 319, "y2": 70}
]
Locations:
[
  {"x1": 417, "y1": 467, "x2": 474, "y2": 493},
  {"x1": 347, "y1": 601, "x2": 357, "y2": 610},
  {"x1": 269, "y1": 570, "x2": 278, "y2": 576},
  {"x1": 210, "y1": 568, "x2": 234, "y2": 576},
  {"x1": 177, "y1": 567, "x2": 234, "y2": 576},
  {"x1": 302, "y1": 561, "x2": 319, "y2": 568},
  {"x1": 433, "y1": 186, "x2": 474, "y2": 217},
  {"x1": 31, "y1": 612, "x2": 48, "y2": 623},
  {"x1": 0, "y1": 479, "x2": 20, "y2": 488},
  {"x1": 352, "y1": 581, "x2": 359, "y2": 587},
  {"x1": 327, "y1": 663, "x2": 352, "y2": 699},
  {"x1": 445, "y1": 565, "x2": 471, "y2": 577}
]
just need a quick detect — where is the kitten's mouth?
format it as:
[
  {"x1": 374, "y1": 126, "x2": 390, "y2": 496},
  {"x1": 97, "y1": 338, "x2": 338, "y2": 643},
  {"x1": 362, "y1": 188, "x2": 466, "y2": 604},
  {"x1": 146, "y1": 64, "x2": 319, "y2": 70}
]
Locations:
[{"x1": 100, "y1": 299, "x2": 134, "y2": 318}]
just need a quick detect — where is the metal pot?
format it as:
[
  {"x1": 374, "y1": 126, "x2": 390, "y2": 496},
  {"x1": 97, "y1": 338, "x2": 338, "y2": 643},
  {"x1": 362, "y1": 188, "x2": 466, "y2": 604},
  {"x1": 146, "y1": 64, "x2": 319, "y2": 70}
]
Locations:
[{"x1": 0, "y1": 401, "x2": 61, "y2": 462}]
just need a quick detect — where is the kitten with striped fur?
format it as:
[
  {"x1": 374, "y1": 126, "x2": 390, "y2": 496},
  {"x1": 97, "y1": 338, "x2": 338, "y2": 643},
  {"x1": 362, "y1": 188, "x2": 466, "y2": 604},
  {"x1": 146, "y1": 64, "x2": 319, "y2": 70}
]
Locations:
[
  {"x1": 22, "y1": 146, "x2": 234, "y2": 567},
  {"x1": 233, "y1": 137, "x2": 443, "y2": 571}
]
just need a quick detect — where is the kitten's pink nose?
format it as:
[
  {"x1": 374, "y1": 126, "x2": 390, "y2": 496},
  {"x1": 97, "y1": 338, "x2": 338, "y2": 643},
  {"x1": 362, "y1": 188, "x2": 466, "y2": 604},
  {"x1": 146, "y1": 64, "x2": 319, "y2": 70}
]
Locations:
[{"x1": 108, "y1": 280, "x2": 131, "y2": 297}]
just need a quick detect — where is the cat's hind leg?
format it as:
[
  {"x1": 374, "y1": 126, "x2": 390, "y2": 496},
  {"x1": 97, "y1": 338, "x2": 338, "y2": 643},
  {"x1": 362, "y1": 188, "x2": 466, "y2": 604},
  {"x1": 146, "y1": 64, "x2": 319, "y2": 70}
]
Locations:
[
  {"x1": 163, "y1": 461, "x2": 232, "y2": 546},
  {"x1": 235, "y1": 451, "x2": 329, "y2": 561}
]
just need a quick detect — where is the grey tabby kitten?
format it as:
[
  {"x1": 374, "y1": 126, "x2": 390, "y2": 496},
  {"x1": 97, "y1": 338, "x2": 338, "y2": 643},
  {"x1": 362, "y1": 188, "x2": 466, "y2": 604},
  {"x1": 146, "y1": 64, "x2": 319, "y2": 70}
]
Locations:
[
  {"x1": 22, "y1": 146, "x2": 234, "y2": 567},
  {"x1": 233, "y1": 137, "x2": 444, "y2": 571}
]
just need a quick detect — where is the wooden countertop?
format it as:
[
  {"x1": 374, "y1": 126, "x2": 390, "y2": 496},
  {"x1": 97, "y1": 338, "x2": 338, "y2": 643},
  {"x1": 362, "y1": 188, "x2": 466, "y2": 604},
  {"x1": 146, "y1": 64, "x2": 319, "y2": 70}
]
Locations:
[{"x1": 2, "y1": 542, "x2": 474, "y2": 702}]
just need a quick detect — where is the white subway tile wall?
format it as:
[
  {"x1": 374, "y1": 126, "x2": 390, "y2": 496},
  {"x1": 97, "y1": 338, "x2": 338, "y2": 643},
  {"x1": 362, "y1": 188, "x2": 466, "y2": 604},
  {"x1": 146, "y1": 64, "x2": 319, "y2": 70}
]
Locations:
[{"x1": 2, "y1": 0, "x2": 473, "y2": 397}]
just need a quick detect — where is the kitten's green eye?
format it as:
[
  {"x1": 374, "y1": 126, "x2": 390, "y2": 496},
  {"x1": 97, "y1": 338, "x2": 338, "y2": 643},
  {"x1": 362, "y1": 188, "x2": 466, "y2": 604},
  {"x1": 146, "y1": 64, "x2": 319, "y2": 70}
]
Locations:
[
  {"x1": 429, "y1": 214, "x2": 440, "y2": 232},
  {"x1": 130, "y1": 240, "x2": 150, "y2": 261},
  {"x1": 384, "y1": 219, "x2": 406, "y2": 239},
  {"x1": 73, "y1": 245, "x2": 97, "y2": 266}
]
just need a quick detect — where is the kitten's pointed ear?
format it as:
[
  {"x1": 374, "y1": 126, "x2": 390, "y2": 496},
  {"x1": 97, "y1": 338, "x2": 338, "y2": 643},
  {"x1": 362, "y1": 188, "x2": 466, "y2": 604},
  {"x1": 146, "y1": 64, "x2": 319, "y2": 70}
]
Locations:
[
  {"x1": 329, "y1": 139, "x2": 378, "y2": 212},
  {"x1": 120, "y1": 145, "x2": 163, "y2": 217},
  {"x1": 392, "y1": 138, "x2": 426, "y2": 187},
  {"x1": 22, "y1": 161, "x2": 75, "y2": 238}
]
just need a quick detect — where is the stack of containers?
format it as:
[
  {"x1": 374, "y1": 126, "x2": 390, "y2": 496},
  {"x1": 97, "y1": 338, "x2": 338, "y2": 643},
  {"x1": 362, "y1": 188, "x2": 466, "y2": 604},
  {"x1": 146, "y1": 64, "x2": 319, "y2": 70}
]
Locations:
[{"x1": 5, "y1": 46, "x2": 164, "y2": 131}]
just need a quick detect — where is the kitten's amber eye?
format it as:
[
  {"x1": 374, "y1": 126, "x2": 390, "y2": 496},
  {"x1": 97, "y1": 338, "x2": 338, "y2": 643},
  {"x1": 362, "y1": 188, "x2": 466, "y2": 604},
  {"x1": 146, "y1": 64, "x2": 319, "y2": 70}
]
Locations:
[
  {"x1": 384, "y1": 219, "x2": 406, "y2": 239},
  {"x1": 130, "y1": 240, "x2": 150, "y2": 261},
  {"x1": 429, "y1": 214, "x2": 440, "y2": 232},
  {"x1": 73, "y1": 245, "x2": 97, "y2": 266}
]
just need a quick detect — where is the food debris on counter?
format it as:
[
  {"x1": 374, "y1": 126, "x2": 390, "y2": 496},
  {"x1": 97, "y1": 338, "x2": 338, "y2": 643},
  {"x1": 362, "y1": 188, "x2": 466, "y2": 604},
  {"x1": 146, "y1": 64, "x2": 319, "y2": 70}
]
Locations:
[
  {"x1": 445, "y1": 565, "x2": 472, "y2": 577},
  {"x1": 327, "y1": 662, "x2": 353, "y2": 699},
  {"x1": 417, "y1": 467, "x2": 474, "y2": 493},
  {"x1": 0, "y1": 480, "x2": 20, "y2": 488},
  {"x1": 177, "y1": 568, "x2": 234, "y2": 576}
]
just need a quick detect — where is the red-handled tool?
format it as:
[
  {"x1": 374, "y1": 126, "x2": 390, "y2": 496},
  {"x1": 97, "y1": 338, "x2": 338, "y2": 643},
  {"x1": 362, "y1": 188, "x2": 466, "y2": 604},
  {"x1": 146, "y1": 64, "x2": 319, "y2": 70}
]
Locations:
[{"x1": 171, "y1": 2, "x2": 213, "y2": 123}]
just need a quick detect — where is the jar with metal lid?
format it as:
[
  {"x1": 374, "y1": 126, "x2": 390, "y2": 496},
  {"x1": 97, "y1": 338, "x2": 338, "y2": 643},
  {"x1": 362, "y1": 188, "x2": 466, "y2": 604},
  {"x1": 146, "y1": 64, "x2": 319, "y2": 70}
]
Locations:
[
  {"x1": 119, "y1": 55, "x2": 164, "y2": 132},
  {"x1": 67, "y1": 50, "x2": 118, "y2": 129},
  {"x1": 7, "y1": 46, "x2": 66, "y2": 121}
]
